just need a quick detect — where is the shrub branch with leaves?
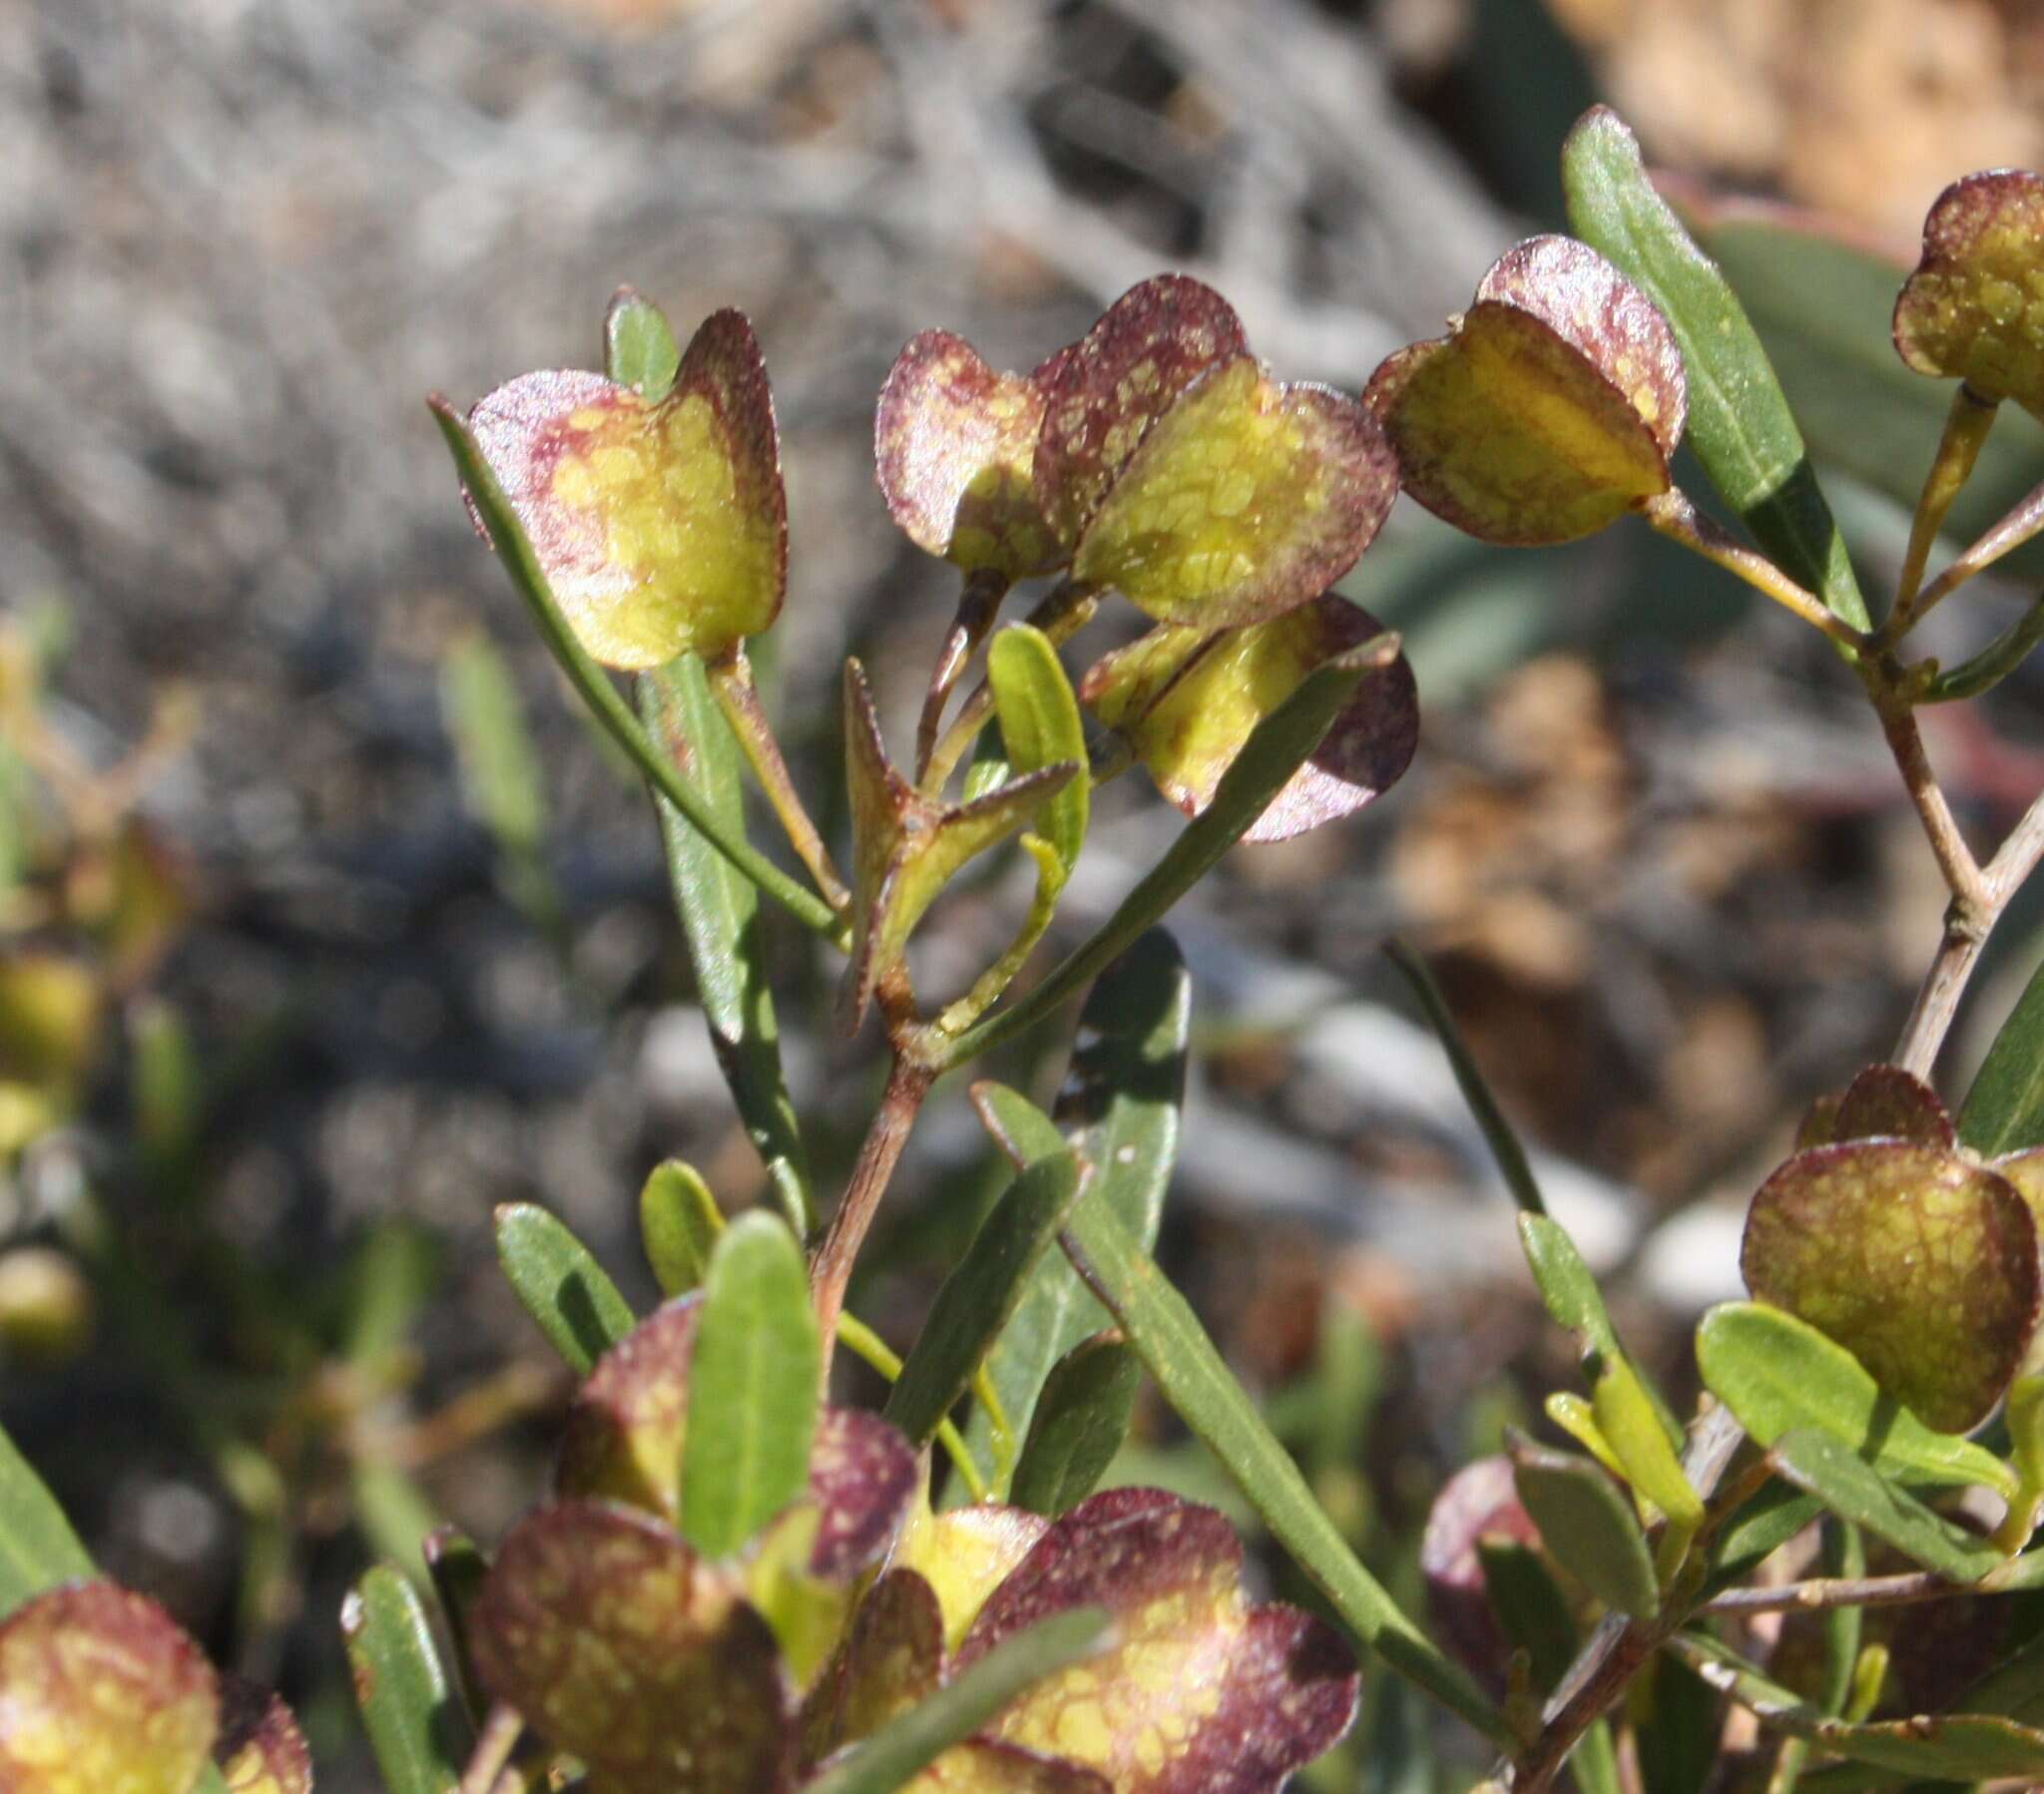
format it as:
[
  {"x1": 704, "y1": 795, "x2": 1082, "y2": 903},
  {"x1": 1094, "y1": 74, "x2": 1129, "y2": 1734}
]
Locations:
[{"x1": 15, "y1": 101, "x2": 2044, "y2": 1794}]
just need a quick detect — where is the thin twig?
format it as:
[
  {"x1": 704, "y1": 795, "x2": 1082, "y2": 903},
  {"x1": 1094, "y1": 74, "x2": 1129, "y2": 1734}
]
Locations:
[
  {"x1": 810, "y1": 1057, "x2": 934, "y2": 1368},
  {"x1": 459, "y1": 1703, "x2": 523, "y2": 1794},
  {"x1": 1885, "y1": 383, "x2": 1999, "y2": 637},
  {"x1": 709, "y1": 647, "x2": 850, "y2": 915},
  {"x1": 1700, "y1": 1549, "x2": 2044, "y2": 1618},
  {"x1": 921, "y1": 579, "x2": 1098, "y2": 791},
  {"x1": 1903, "y1": 468, "x2": 2044, "y2": 628},
  {"x1": 916, "y1": 567, "x2": 1010, "y2": 783},
  {"x1": 1643, "y1": 492, "x2": 1867, "y2": 653}
]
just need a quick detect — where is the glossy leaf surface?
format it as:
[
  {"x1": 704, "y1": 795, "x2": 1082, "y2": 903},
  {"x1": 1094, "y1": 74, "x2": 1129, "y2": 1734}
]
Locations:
[
  {"x1": 1561, "y1": 104, "x2": 1870, "y2": 628},
  {"x1": 465, "y1": 310, "x2": 784, "y2": 669},
  {"x1": 472, "y1": 1501, "x2": 787, "y2": 1794},
  {"x1": 1769, "y1": 1428, "x2": 2004, "y2": 1579},
  {"x1": 341, "y1": 1566, "x2": 470, "y2": 1794},
  {"x1": 1082, "y1": 599, "x2": 1416, "y2": 843},
  {"x1": 0, "y1": 1580, "x2": 218, "y2": 1794},
  {"x1": 1696, "y1": 1301, "x2": 2015, "y2": 1495},
  {"x1": 1072, "y1": 358, "x2": 1396, "y2": 628},
  {"x1": 1742, "y1": 1141, "x2": 2040, "y2": 1432},
  {"x1": 681, "y1": 1211, "x2": 820, "y2": 1559},
  {"x1": 1895, "y1": 172, "x2": 2044, "y2": 414},
  {"x1": 957, "y1": 1488, "x2": 1360, "y2": 1792},
  {"x1": 494, "y1": 1201, "x2": 636, "y2": 1375},
  {"x1": 1960, "y1": 955, "x2": 2044, "y2": 1156}
]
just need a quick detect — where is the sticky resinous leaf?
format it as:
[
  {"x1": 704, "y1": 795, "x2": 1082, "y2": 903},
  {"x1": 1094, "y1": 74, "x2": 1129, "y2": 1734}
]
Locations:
[
  {"x1": 1364, "y1": 234, "x2": 1688, "y2": 545},
  {"x1": 0, "y1": 1580, "x2": 219, "y2": 1794},
  {"x1": 875, "y1": 331, "x2": 1061, "y2": 578},
  {"x1": 1081, "y1": 596, "x2": 1416, "y2": 842},
  {"x1": 1068, "y1": 357, "x2": 1398, "y2": 631},
  {"x1": 1742, "y1": 1133, "x2": 2042, "y2": 1434},
  {"x1": 464, "y1": 308, "x2": 786, "y2": 669},
  {"x1": 471, "y1": 1500, "x2": 788, "y2": 1794},
  {"x1": 1895, "y1": 172, "x2": 2044, "y2": 416},
  {"x1": 840, "y1": 662, "x2": 1078, "y2": 1029},
  {"x1": 954, "y1": 1488, "x2": 1360, "y2": 1791}
]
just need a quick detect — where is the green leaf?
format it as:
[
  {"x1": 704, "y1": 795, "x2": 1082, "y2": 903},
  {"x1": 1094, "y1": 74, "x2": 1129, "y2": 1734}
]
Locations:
[
  {"x1": 493, "y1": 1202, "x2": 635, "y2": 1376},
  {"x1": 341, "y1": 1564, "x2": 472, "y2": 1794},
  {"x1": 441, "y1": 632, "x2": 548, "y2": 869},
  {"x1": 988, "y1": 624, "x2": 1088, "y2": 875},
  {"x1": 939, "y1": 637, "x2": 1401, "y2": 1069},
  {"x1": 1677, "y1": 195, "x2": 2044, "y2": 571},
  {"x1": 995, "y1": 1082, "x2": 1506, "y2": 1744},
  {"x1": 0, "y1": 1419, "x2": 93, "y2": 1615},
  {"x1": 801, "y1": 1607, "x2": 1110, "y2": 1794},
  {"x1": 428, "y1": 399, "x2": 844, "y2": 943},
  {"x1": 1704, "y1": 1482, "x2": 1823, "y2": 1593},
  {"x1": 605, "y1": 285, "x2": 681, "y2": 400},
  {"x1": 1593, "y1": 1359, "x2": 1702, "y2": 1529},
  {"x1": 421, "y1": 1527, "x2": 489, "y2": 1724},
  {"x1": 966, "y1": 929, "x2": 1191, "y2": 1491},
  {"x1": 1010, "y1": 1333, "x2": 1145, "y2": 1518},
  {"x1": 639, "y1": 655, "x2": 814, "y2": 1231},
  {"x1": 679, "y1": 1211, "x2": 819, "y2": 1559},
  {"x1": 639, "y1": 1157, "x2": 725, "y2": 1298},
  {"x1": 1509, "y1": 1438, "x2": 1660, "y2": 1619},
  {"x1": 1697, "y1": 1301, "x2": 2017, "y2": 1497},
  {"x1": 1475, "y1": 1538, "x2": 1578, "y2": 1691},
  {"x1": 1768, "y1": 1426, "x2": 2006, "y2": 1579},
  {"x1": 1389, "y1": 938, "x2": 1546, "y2": 1217},
  {"x1": 1632, "y1": 1653, "x2": 1724, "y2": 1794},
  {"x1": 883, "y1": 1144, "x2": 1089, "y2": 1448},
  {"x1": 1561, "y1": 105, "x2": 1870, "y2": 630},
  {"x1": 1517, "y1": 1211, "x2": 1682, "y2": 1446},
  {"x1": 340, "y1": 1217, "x2": 441, "y2": 1373},
  {"x1": 1672, "y1": 1628, "x2": 2044, "y2": 1781},
  {"x1": 1961, "y1": 954, "x2": 2044, "y2": 1157}
]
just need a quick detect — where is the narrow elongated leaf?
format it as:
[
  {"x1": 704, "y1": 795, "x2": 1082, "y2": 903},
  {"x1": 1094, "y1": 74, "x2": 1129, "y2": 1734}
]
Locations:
[
  {"x1": 441, "y1": 633, "x2": 547, "y2": 861},
  {"x1": 1517, "y1": 1212, "x2": 1682, "y2": 1446},
  {"x1": 1593, "y1": 1360, "x2": 1701, "y2": 1528},
  {"x1": 1769, "y1": 1427, "x2": 2005, "y2": 1579},
  {"x1": 1697, "y1": 1301, "x2": 2016, "y2": 1496},
  {"x1": 640, "y1": 656, "x2": 813, "y2": 1228},
  {"x1": 1509, "y1": 1439, "x2": 1660, "y2": 1619},
  {"x1": 1961, "y1": 955, "x2": 2044, "y2": 1157},
  {"x1": 640, "y1": 1157, "x2": 725, "y2": 1297},
  {"x1": 1704, "y1": 1482, "x2": 1823, "y2": 1593},
  {"x1": 0, "y1": 1420, "x2": 92, "y2": 1615},
  {"x1": 605, "y1": 285, "x2": 681, "y2": 400},
  {"x1": 341, "y1": 1565, "x2": 471, "y2": 1794},
  {"x1": 1010, "y1": 1335, "x2": 1144, "y2": 1518},
  {"x1": 421, "y1": 1527, "x2": 489, "y2": 1724},
  {"x1": 966, "y1": 931, "x2": 1190, "y2": 1487},
  {"x1": 988, "y1": 625, "x2": 1088, "y2": 874},
  {"x1": 939, "y1": 640, "x2": 1399, "y2": 1069},
  {"x1": 977, "y1": 1088, "x2": 1504, "y2": 1743},
  {"x1": 1673, "y1": 1629, "x2": 2044, "y2": 1781},
  {"x1": 680, "y1": 1210, "x2": 819, "y2": 1558},
  {"x1": 1562, "y1": 105, "x2": 1870, "y2": 629},
  {"x1": 493, "y1": 1202, "x2": 635, "y2": 1375},
  {"x1": 884, "y1": 1148, "x2": 1090, "y2": 1447},
  {"x1": 802, "y1": 1608, "x2": 1110, "y2": 1794}
]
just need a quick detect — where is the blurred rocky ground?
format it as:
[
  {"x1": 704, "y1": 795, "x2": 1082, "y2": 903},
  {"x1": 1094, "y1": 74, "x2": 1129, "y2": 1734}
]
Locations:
[{"x1": 6, "y1": 0, "x2": 2044, "y2": 1780}]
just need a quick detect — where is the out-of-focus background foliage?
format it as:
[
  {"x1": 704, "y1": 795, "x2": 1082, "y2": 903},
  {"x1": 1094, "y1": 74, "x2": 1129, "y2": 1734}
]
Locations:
[{"x1": 7, "y1": 0, "x2": 2044, "y2": 1783}]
